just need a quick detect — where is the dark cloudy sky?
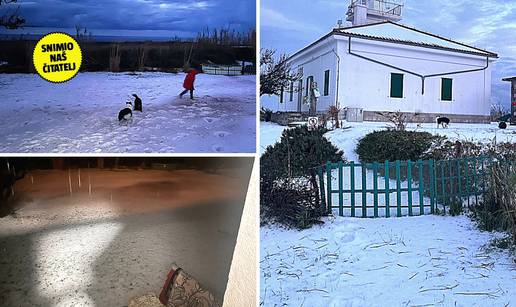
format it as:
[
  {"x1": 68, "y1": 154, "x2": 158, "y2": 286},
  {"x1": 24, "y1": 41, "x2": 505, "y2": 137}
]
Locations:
[
  {"x1": 261, "y1": 0, "x2": 516, "y2": 107},
  {"x1": 0, "y1": 0, "x2": 255, "y2": 38}
]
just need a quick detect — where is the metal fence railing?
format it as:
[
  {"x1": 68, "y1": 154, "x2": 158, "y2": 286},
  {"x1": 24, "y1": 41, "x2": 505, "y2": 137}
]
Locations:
[{"x1": 316, "y1": 156, "x2": 493, "y2": 218}]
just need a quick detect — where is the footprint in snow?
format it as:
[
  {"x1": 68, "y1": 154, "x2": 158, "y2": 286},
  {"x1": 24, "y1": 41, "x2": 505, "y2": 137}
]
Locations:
[
  {"x1": 203, "y1": 117, "x2": 217, "y2": 124},
  {"x1": 334, "y1": 231, "x2": 356, "y2": 243},
  {"x1": 214, "y1": 131, "x2": 230, "y2": 138},
  {"x1": 212, "y1": 145, "x2": 224, "y2": 152}
]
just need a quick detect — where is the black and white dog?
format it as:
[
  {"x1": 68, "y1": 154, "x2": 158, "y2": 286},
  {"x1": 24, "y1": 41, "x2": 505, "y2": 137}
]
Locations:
[
  {"x1": 132, "y1": 94, "x2": 142, "y2": 112},
  {"x1": 436, "y1": 116, "x2": 450, "y2": 128},
  {"x1": 118, "y1": 101, "x2": 133, "y2": 122}
]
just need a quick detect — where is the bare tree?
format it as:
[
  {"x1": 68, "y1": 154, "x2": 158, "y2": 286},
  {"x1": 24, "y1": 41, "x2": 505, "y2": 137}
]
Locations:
[
  {"x1": 376, "y1": 110, "x2": 408, "y2": 131},
  {"x1": 0, "y1": 0, "x2": 24, "y2": 29},
  {"x1": 75, "y1": 25, "x2": 93, "y2": 42},
  {"x1": 376, "y1": 110, "x2": 421, "y2": 131},
  {"x1": 137, "y1": 43, "x2": 149, "y2": 71},
  {"x1": 490, "y1": 104, "x2": 509, "y2": 121},
  {"x1": 260, "y1": 49, "x2": 300, "y2": 97},
  {"x1": 109, "y1": 44, "x2": 121, "y2": 72}
]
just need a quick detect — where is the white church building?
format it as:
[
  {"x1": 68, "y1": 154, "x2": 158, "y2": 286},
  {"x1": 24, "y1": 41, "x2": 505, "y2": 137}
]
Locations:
[{"x1": 267, "y1": 0, "x2": 498, "y2": 123}]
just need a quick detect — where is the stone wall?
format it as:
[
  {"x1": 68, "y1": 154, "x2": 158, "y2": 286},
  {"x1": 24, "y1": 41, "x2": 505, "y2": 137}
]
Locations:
[
  {"x1": 269, "y1": 111, "x2": 491, "y2": 125},
  {"x1": 363, "y1": 111, "x2": 491, "y2": 124}
]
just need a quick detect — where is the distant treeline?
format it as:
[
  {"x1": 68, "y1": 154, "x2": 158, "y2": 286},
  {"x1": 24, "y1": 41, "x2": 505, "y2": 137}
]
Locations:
[{"x1": 0, "y1": 27, "x2": 256, "y2": 73}]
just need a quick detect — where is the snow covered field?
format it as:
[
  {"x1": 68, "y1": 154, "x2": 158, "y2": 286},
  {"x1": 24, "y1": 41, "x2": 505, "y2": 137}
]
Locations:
[
  {"x1": 260, "y1": 121, "x2": 516, "y2": 306},
  {"x1": 0, "y1": 72, "x2": 256, "y2": 153},
  {"x1": 261, "y1": 216, "x2": 516, "y2": 306},
  {"x1": 0, "y1": 168, "x2": 251, "y2": 306},
  {"x1": 261, "y1": 121, "x2": 516, "y2": 160}
]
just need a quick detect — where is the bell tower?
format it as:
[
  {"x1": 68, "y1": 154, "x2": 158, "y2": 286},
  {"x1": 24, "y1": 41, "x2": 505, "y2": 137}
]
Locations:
[{"x1": 346, "y1": 0, "x2": 403, "y2": 26}]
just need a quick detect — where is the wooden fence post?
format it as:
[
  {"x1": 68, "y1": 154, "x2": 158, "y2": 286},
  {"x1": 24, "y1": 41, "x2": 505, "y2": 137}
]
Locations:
[
  {"x1": 473, "y1": 158, "x2": 478, "y2": 206},
  {"x1": 362, "y1": 164, "x2": 367, "y2": 218},
  {"x1": 448, "y1": 160, "x2": 453, "y2": 206},
  {"x1": 350, "y1": 161, "x2": 355, "y2": 217},
  {"x1": 326, "y1": 162, "x2": 332, "y2": 214},
  {"x1": 429, "y1": 160, "x2": 435, "y2": 214},
  {"x1": 407, "y1": 160, "x2": 413, "y2": 216},
  {"x1": 339, "y1": 161, "x2": 344, "y2": 217},
  {"x1": 396, "y1": 160, "x2": 402, "y2": 217},
  {"x1": 385, "y1": 161, "x2": 390, "y2": 218},
  {"x1": 465, "y1": 158, "x2": 470, "y2": 207},
  {"x1": 373, "y1": 162, "x2": 379, "y2": 218},
  {"x1": 441, "y1": 162, "x2": 446, "y2": 211},
  {"x1": 457, "y1": 159, "x2": 462, "y2": 203},
  {"x1": 480, "y1": 157, "x2": 486, "y2": 195},
  {"x1": 418, "y1": 160, "x2": 424, "y2": 215},
  {"x1": 318, "y1": 167, "x2": 327, "y2": 213}
]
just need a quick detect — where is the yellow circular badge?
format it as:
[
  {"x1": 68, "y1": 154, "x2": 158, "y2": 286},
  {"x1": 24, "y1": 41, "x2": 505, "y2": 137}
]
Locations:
[{"x1": 33, "y1": 32, "x2": 82, "y2": 83}]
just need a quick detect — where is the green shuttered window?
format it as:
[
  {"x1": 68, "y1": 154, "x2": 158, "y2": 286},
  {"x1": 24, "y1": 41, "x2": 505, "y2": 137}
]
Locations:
[
  {"x1": 441, "y1": 78, "x2": 453, "y2": 101},
  {"x1": 390, "y1": 73, "x2": 404, "y2": 98},
  {"x1": 324, "y1": 70, "x2": 330, "y2": 96}
]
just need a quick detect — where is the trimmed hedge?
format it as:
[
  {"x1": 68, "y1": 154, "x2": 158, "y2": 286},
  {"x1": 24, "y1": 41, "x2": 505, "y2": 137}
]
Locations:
[{"x1": 356, "y1": 130, "x2": 436, "y2": 162}]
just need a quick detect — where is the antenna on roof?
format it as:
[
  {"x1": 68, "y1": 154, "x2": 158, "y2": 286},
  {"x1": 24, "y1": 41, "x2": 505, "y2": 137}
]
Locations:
[
  {"x1": 347, "y1": 0, "x2": 404, "y2": 26},
  {"x1": 337, "y1": 19, "x2": 343, "y2": 29}
]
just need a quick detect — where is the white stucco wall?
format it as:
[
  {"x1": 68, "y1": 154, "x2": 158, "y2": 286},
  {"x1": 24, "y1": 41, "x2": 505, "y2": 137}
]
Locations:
[
  {"x1": 223, "y1": 160, "x2": 257, "y2": 307},
  {"x1": 270, "y1": 37, "x2": 338, "y2": 113},
  {"x1": 265, "y1": 34, "x2": 495, "y2": 120},
  {"x1": 337, "y1": 37, "x2": 493, "y2": 117}
]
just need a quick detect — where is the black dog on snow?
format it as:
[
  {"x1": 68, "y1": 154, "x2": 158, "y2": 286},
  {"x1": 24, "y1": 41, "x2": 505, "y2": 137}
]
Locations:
[
  {"x1": 436, "y1": 116, "x2": 450, "y2": 128},
  {"x1": 118, "y1": 101, "x2": 133, "y2": 122},
  {"x1": 132, "y1": 94, "x2": 142, "y2": 112}
]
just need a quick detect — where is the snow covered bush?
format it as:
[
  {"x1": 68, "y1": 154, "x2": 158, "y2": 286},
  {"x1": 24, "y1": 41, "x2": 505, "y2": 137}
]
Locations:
[
  {"x1": 260, "y1": 107, "x2": 273, "y2": 122},
  {"x1": 473, "y1": 164, "x2": 516, "y2": 247},
  {"x1": 448, "y1": 197, "x2": 463, "y2": 216},
  {"x1": 485, "y1": 142, "x2": 516, "y2": 161},
  {"x1": 423, "y1": 139, "x2": 516, "y2": 161},
  {"x1": 261, "y1": 125, "x2": 343, "y2": 180},
  {"x1": 262, "y1": 177, "x2": 324, "y2": 229},
  {"x1": 422, "y1": 138, "x2": 482, "y2": 160},
  {"x1": 356, "y1": 130, "x2": 436, "y2": 163},
  {"x1": 261, "y1": 125, "x2": 344, "y2": 228}
]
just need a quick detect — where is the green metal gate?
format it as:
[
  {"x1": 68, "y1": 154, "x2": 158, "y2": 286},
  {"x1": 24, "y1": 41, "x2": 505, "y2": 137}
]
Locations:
[{"x1": 316, "y1": 157, "x2": 492, "y2": 218}]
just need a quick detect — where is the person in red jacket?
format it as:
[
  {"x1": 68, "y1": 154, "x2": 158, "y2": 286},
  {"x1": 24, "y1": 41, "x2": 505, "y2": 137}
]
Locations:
[{"x1": 179, "y1": 68, "x2": 201, "y2": 99}]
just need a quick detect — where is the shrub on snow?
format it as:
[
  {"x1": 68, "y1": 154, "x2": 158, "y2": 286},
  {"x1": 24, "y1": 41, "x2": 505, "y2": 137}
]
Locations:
[
  {"x1": 423, "y1": 139, "x2": 516, "y2": 161},
  {"x1": 261, "y1": 125, "x2": 344, "y2": 181},
  {"x1": 356, "y1": 130, "x2": 436, "y2": 163},
  {"x1": 262, "y1": 177, "x2": 324, "y2": 229},
  {"x1": 472, "y1": 164, "x2": 516, "y2": 247},
  {"x1": 261, "y1": 125, "x2": 344, "y2": 229}
]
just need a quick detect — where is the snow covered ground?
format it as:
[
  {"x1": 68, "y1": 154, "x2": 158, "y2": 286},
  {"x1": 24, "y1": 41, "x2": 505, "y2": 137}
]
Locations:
[
  {"x1": 261, "y1": 216, "x2": 516, "y2": 307},
  {"x1": 260, "y1": 121, "x2": 286, "y2": 155},
  {"x1": 260, "y1": 120, "x2": 516, "y2": 306},
  {"x1": 0, "y1": 168, "x2": 251, "y2": 306},
  {"x1": 0, "y1": 72, "x2": 256, "y2": 153},
  {"x1": 260, "y1": 121, "x2": 516, "y2": 161}
]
